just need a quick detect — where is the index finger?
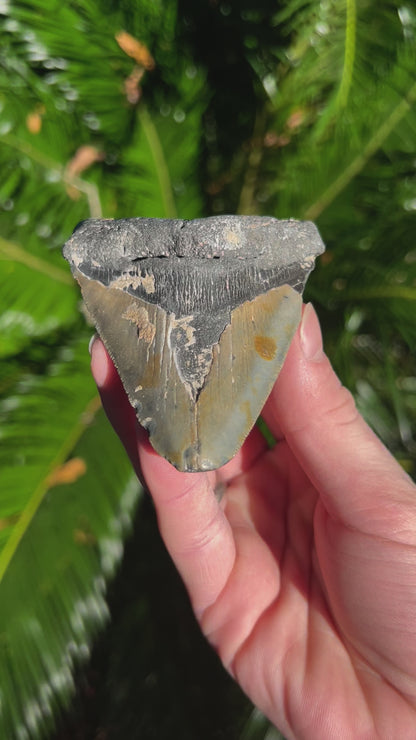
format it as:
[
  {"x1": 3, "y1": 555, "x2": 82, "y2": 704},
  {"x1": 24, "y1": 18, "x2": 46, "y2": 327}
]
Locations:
[{"x1": 138, "y1": 439, "x2": 236, "y2": 616}]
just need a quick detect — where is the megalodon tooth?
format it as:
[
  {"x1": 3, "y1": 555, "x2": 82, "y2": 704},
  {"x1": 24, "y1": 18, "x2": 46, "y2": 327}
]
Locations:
[{"x1": 63, "y1": 215, "x2": 325, "y2": 472}]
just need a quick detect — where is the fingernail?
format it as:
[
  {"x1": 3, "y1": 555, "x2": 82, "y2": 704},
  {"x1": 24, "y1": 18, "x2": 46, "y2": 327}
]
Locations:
[
  {"x1": 88, "y1": 333, "x2": 98, "y2": 355},
  {"x1": 300, "y1": 303, "x2": 324, "y2": 362}
]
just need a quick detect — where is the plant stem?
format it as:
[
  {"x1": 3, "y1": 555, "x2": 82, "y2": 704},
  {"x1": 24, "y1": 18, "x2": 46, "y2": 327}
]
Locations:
[
  {"x1": 237, "y1": 109, "x2": 267, "y2": 215},
  {"x1": 336, "y1": 0, "x2": 357, "y2": 110},
  {"x1": 138, "y1": 104, "x2": 177, "y2": 219},
  {"x1": 0, "y1": 237, "x2": 73, "y2": 285}
]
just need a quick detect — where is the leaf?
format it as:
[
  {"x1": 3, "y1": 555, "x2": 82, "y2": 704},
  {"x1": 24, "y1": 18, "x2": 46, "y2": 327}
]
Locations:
[
  {"x1": 0, "y1": 337, "x2": 141, "y2": 738},
  {"x1": 115, "y1": 30, "x2": 155, "y2": 69},
  {"x1": 113, "y1": 63, "x2": 207, "y2": 219},
  {"x1": 234, "y1": 0, "x2": 416, "y2": 470},
  {"x1": 0, "y1": 237, "x2": 76, "y2": 358},
  {"x1": 239, "y1": 708, "x2": 286, "y2": 740}
]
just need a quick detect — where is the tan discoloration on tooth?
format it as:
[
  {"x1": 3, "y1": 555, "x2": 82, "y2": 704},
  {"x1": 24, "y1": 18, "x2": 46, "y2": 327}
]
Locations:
[
  {"x1": 254, "y1": 335, "x2": 277, "y2": 361},
  {"x1": 122, "y1": 303, "x2": 156, "y2": 344},
  {"x1": 111, "y1": 271, "x2": 155, "y2": 294},
  {"x1": 169, "y1": 315, "x2": 196, "y2": 348}
]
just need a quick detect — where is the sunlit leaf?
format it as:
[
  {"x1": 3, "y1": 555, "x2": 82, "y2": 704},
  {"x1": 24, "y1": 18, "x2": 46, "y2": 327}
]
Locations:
[
  {"x1": 0, "y1": 239, "x2": 76, "y2": 358},
  {"x1": 0, "y1": 337, "x2": 141, "y2": 737}
]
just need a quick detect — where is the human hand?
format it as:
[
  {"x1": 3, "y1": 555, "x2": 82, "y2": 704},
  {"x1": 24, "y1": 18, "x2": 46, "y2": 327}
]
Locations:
[{"x1": 91, "y1": 303, "x2": 416, "y2": 740}]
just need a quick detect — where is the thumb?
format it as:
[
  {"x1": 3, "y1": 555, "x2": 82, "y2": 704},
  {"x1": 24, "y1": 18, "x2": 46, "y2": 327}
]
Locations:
[{"x1": 262, "y1": 303, "x2": 414, "y2": 537}]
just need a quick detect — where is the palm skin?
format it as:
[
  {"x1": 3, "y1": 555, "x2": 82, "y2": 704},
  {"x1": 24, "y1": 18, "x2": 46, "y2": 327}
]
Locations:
[{"x1": 91, "y1": 304, "x2": 416, "y2": 739}]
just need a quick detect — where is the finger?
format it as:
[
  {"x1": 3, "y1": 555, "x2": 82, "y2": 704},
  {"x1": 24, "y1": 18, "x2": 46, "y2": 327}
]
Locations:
[
  {"x1": 138, "y1": 442, "x2": 236, "y2": 615},
  {"x1": 260, "y1": 303, "x2": 309, "y2": 444},
  {"x1": 90, "y1": 337, "x2": 142, "y2": 478},
  {"x1": 263, "y1": 303, "x2": 415, "y2": 537}
]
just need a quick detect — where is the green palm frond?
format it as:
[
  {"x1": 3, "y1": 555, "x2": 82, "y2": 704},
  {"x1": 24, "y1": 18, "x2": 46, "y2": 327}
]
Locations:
[
  {"x1": 114, "y1": 64, "x2": 206, "y2": 220},
  {"x1": 225, "y1": 0, "x2": 416, "y2": 471},
  {"x1": 0, "y1": 396, "x2": 140, "y2": 737},
  {"x1": 0, "y1": 238, "x2": 75, "y2": 358},
  {"x1": 0, "y1": 327, "x2": 141, "y2": 738}
]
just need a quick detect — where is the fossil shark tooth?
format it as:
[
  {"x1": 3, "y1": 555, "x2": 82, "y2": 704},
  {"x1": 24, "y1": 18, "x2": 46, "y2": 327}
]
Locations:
[{"x1": 63, "y1": 215, "x2": 325, "y2": 472}]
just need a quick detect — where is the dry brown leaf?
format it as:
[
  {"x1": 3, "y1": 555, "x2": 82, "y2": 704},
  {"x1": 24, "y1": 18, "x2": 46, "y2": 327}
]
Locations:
[
  {"x1": 48, "y1": 457, "x2": 87, "y2": 487},
  {"x1": 65, "y1": 145, "x2": 105, "y2": 200},
  {"x1": 115, "y1": 30, "x2": 155, "y2": 70},
  {"x1": 286, "y1": 108, "x2": 306, "y2": 130},
  {"x1": 124, "y1": 65, "x2": 145, "y2": 104},
  {"x1": 66, "y1": 145, "x2": 104, "y2": 178},
  {"x1": 26, "y1": 104, "x2": 46, "y2": 134},
  {"x1": 264, "y1": 131, "x2": 291, "y2": 148}
]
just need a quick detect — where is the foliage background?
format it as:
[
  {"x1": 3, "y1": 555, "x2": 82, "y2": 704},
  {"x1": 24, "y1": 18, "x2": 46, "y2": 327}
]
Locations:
[{"x1": 0, "y1": 0, "x2": 415, "y2": 738}]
